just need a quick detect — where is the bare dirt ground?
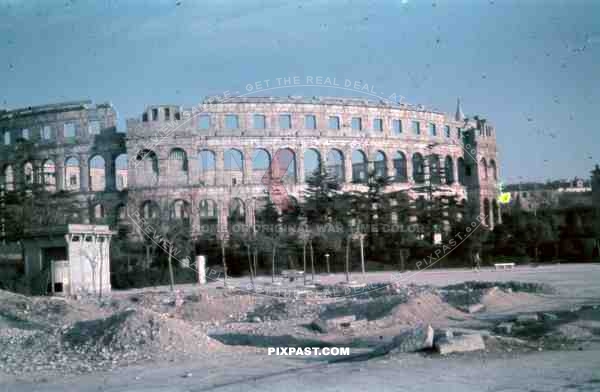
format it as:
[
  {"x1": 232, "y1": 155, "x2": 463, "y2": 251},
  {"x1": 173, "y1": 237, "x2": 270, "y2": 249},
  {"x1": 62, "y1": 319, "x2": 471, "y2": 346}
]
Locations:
[{"x1": 1, "y1": 263, "x2": 600, "y2": 392}]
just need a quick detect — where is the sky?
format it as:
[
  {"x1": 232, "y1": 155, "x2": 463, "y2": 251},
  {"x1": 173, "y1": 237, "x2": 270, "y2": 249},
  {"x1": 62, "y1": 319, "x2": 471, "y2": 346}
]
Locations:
[{"x1": 1, "y1": 0, "x2": 599, "y2": 184}]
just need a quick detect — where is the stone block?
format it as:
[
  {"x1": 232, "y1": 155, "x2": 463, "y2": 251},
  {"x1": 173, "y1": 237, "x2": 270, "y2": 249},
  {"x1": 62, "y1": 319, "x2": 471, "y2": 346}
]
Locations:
[
  {"x1": 435, "y1": 333, "x2": 485, "y2": 355},
  {"x1": 388, "y1": 324, "x2": 434, "y2": 353}
]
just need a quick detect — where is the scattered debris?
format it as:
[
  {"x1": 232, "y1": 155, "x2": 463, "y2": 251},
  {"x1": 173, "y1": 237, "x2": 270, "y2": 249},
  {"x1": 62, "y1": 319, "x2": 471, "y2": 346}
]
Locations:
[{"x1": 435, "y1": 333, "x2": 485, "y2": 355}]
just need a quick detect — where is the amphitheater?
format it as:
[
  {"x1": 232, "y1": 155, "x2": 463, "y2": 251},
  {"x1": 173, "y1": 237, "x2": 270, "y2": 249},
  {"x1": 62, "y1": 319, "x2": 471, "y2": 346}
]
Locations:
[{"x1": 0, "y1": 96, "x2": 501, "y2": 240}]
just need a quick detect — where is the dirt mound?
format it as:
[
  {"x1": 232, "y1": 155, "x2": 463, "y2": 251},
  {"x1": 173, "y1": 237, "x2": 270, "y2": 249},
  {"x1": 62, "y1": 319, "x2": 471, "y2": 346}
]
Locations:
[
  {"x1": 480, "y1": 288, "x2": 548, "y2": 314},
  {"x1": 387, "y1": 292, "x2": 469, "y2": 327},
  {"x1": 63, "y1": 308, "x2": 222, "y2": 356}
]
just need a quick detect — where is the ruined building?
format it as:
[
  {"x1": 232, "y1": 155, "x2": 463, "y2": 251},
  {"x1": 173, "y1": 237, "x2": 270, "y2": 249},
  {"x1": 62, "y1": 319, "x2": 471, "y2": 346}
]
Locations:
[{"x1": 1, "y1": 97, "x2": 501, "y2": 244}]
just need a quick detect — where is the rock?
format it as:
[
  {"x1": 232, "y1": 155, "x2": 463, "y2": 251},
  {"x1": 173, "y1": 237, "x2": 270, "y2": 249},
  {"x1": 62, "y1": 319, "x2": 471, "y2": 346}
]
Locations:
[
  {"x1": 434, "y1": 329, "x2": 454, "y2": 344},
  {"x1": 516, "y1": 314, "x2": 539, "y2": 323},
  {"x1": 388, "y1": 324, "x2": 434, "y2": 353},
  {"x1": 435, "y1": 333, "x2": 485, "y2": 355},
  {"x1": 461, "y1": 303, "x2": 485, "y2": 314},
  {"x1": 310, "y1": 319, "x2": 329, "y2": 333},
  {"x1": 496, "y1": 322, "x2": 514, "y2": 335},
  {"x1": 541, "y1": 313, "x2": 558, "y2": 322},
  {"x1": 325, "y1": 315, "x2": 356, "y2": 329},
  {"x1": 250, "y1": 316, "x2": 262, "y2": 323}
]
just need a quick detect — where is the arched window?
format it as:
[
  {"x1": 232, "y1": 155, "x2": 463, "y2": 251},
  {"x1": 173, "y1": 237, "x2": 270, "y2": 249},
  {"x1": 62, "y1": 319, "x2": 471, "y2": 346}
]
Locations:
[
  {"x1": 43, "y1": 159, "x2": 56, "y2": 192},
  {"x1": 228, "y1": 198, "x2": 245, "y2": 223},
  {"x1": 429, "y1": 155, "x2": 441, "y2": 185},
  {"x1": 224, "y1": 148, "x2": 243, "y2": 186},
  {"x1": 23, "y1": 162, "x2": 34, "y2": 186},
  {"x1": 198, "y1": 150, "x2": 216, "y2": 186},
  {"x1": 141, "y1": 200, "x2": 160, "y2": 220},
  {"x1": 89, "y1": 155, "x2": 106, "y2": 191},
  {"x1": 65, "y1": 157, "x2": 80, "y2": 191},
  {"x1": 199, "y1": 199, "x2": 218, "y2": 225},
  {"x1": 480, "y1": 158, "x2": 488, "y2": 180},
  {"x1": 489, "y1": 159, "x2": 497, "y2": 180},
  {"x1": 326, "y1": 149, "x2": 345, "y2": 183},
  {"x1": 272, "y1": 148, "x2": 296, "y2": 184},
  {"x1": 444, "y1": 156, "x2": 454, "y2": 185},
  {"x1": 252, "y1": 148, "x2": 271, "y2": 184},
  {"x1": 412, "y1": 153, "x2": 425, "y2": 183},
  {"x1": 457, "y1": 158, "x2": 466, "y2": 185},
  {"x1": 352, "y1": 150, "x2": 367, "y2": 183},
  {"x1": 374, "y1": 151, "x2": 386, "y2": 179},
  {"x1": 93, "y1": 204, "x2": 104, "y2": 220},
  {"x1": 170, "y1": 199, "x2": 190, "y2": 221},
  {"x1": 3, "y1": 164, "x2": 14, "y2": 191},
  {"x1": 393, "y1": 151, "x2": 407, "y2": 182},
  {"x1": 115, "y1": 154, "x2": 128, "y2": 190},
  {"x1": 168, "y1": 148, "x2": 188, "y2": 184},
  {"x1": 304, "y1": 148, "x2": 321, "y2": 180},
  {"x1": 135, "y1": 150, "x2": 158, "y2": 186}
]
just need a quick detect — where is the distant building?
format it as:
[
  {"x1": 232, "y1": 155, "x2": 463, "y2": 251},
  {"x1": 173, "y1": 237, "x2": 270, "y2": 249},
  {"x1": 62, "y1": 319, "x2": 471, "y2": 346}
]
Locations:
[{"x1": 505, "y1": 177, "x2": 592, "y2": 212}]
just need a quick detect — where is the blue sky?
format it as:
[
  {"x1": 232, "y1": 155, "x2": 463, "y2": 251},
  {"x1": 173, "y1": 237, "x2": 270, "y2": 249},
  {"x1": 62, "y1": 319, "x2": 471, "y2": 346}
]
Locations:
[{"x1": 1, "y1": 0, "x2": 599, "y2": 183}]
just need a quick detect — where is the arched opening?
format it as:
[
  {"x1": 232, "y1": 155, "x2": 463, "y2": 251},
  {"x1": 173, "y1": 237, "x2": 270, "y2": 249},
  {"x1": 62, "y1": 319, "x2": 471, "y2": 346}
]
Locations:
[
  {"x1": 199, "y1": 199, "x2": 219, "y2": 232},
  {"x1": 326, "y1": 149, "x2": 345, "y2": 183},
  {"x1": 135, "y1": 149, "x2": 158, "y2": 186},
  {"x1": 198, "y1": 149, "x2": 216, "y2": 186},
  {"x1": 89, "y1": 155, "x2": 106, "y2": 191},
  {"x1": 42, "y1": 159, "x2": 56, "y2": 192},
  {"x1": 170, "y1": 199, "x2": 190, "y2": 222},
  {"x1": 393, "y1": 151, "x2": 407, "y2": 182},
  {"x1": 444, "y1": 156, "x2": 454, "y2": 185},
  {"x1": 224, "y1": 148, "x2": 244, "y2": 186},
  {"x1": 304, "y1": 148, "x2": 321, "y2": 181},
  {"x1": 272, "y1": 148, "x2": 296, "y2": 184},
  {"x1": 374, "y1": 150, "x2": 387, "y2": 179},
  {"x1": 168, "y1": 148, "x2": 188, "y2": 184},
  {"x1": 490, "y1": 159, "x2": 497, "y2": 181},
  {"x1": 23, "y1": 161, "x2": 34, "y2": 187},
  {"x1": 429, "y1": 155, "x2": 441, "y2": 185},
  {"x1": 228, "y1": 198, "x2": 245, "y2": 224},
  {"x1": 141, "y1": 200, "x2": 160, "y2": 220},
  {"x1": 352, "y1": 149, "x2": 367, "y2": 183},
  {"x1": 252, "y1": 148, "x2": 271, "y2": 184},
  {"x1": 458, "y1": 158, "x2": 466, "y2": 185},
  {"x1": 484, "y1": 198, "x2": 491, "y2": 226},
  {"x1": 480, "y1": 158, "x2": 488, "y2": 180},
  {"x1": 115, "y1": 154, "x2": 128, "y2": 191},
  {"x1": 3, "y1": 164, "x2": 14, "y2": 191},
  {"x1": 65, "y1": 157, "x2": 80, "y2": 191},
  {"x1": 412, "y1": 153, "x2": 425, "y2": 183},
  {"x1": 93, "y1": 203, "x2": 105, "y2": 221}
]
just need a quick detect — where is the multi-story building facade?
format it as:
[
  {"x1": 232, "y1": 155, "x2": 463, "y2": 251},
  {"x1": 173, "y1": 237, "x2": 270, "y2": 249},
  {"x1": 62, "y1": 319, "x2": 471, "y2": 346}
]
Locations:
[{"x1": 1, "y1": 96, "x2": 501, "y2": 243}]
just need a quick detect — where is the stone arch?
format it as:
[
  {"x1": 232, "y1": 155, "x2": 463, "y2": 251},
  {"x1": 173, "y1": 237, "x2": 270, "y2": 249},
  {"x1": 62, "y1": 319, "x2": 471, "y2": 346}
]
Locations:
[
  {"x1": 374, "y1": 150, "x2": 386, "y2": 179},
  {"x1": 198, "y1": 149, "x2": 216, "y2": 186},
  {"x1": 458, "y1": 157, "x2": 466, "y2": 185},
  {"x1": 64, "y1": 156, "x2": 80, "y2": 191},
  {"x1": 428, "y1": 155, "x2": 441, "y2": 185},
  {"x1": 170, "y1": 199, "x2": 190, "y2": 221},
  {"x1": 42, "y1": 159, "x2": 56, "y2": 192},
  {"x1": 168, "y1": 148, "x2": 188, "y2": 184},
  {"x1": 484, "y1": 198, "x2": 491, "y2": 226},
  {"x1": 3, "y1": 164, "x2": 14, "y2": 191},
  {"x1": 23, "y1": 161, "x2": 34, "y2": 186},
  {"x1": 272, "y1": 148, "x2": 296, "y2": 184},
  {"x1": 412, "y1": 153, "x2": 425, "y2": 183},
  {"x1": 445, "y1": 156, "x2": 454, "y2": 185},
  {"x1": 115, "y1": 203, "x2": 127, "y2": 225},
  {"x1": 252, "y1": 148, "x2": 271, "y2": 184},
  {"x1": 135, "y1": 149, "x2": 158, "y2": 186},
  {"x1": 489, "y1": 159, "x2": 497, "y2": 181},
  {"x1": 326, "y1": 149, "x2": 345, "y2": 183},
  {"x1": 141, "y1": 200, "x2": 160, "y2": 220},
  {"x1": 352, "y1": 149, "x2": 367, "y2": 183},
  {"x1": 393, "y1": 151, "x2": 407, "y2": 182},
  {"x1": 228, "y1": 198, "x2": 245, "y2": 223},
  {"x1": 224, "y1": 148, "x2": 244, "y2": 186},
  {"x1": 89, "y1": 155, "x2": 106, "y2": 191},
  {"x1": 199, "y1": 199, "x2": 219, "y2": 233},
  {"x1": 304, "y1": 148, "x2": 321, "y2": 180},
  {"x1": 93, "y1": 203, "x2": 105, "y2": 221},
  {"x1": 115, "y1": 153, "x2": 128, "y2": 190},
  {"x1": 480, "y1": 158, "x2": 488, "y2": 180}
]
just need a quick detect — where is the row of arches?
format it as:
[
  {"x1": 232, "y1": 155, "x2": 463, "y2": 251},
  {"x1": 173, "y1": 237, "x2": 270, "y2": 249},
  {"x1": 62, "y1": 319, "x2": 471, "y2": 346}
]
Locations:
[
  {"x1": 133, "y1": 147, "x2": 496, "y2": 187},
  {"x1": 1, "y1": 154, "x2": 128, "y2": 192}
]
